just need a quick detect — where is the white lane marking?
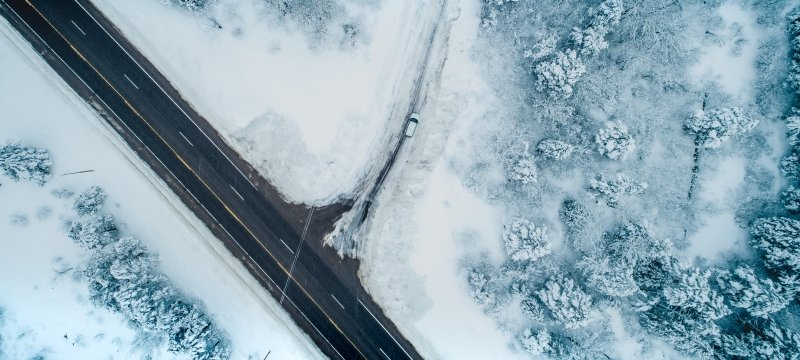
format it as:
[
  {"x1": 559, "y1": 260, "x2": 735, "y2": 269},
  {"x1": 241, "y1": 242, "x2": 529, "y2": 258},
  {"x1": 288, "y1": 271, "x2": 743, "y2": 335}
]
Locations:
[
  {"x1": 70, "y1": 20, "x2": 86, "y2": 35},
  {"x1": 178, "y1": 131, "x2": 194, "y2": 146},
  {"x1": 230, "y1": 185, "x2": 245, "y2": 201},
  {"x1": 123, "y1": 73, "x2": 139, "y2": 89},
  {"x1": 73, "y1": 0, "x2": 256, "y2": 189},
  {"x1": 379, "y1": 348, "x2": 391, "y2": 360},
  {"x1": 331, "y1": 293, "x2": 345, "y2": 310},
  {"x1": 280, "y1": 206, "x2": 314, "y2": 304},
  {"x1": 358, "y1": 299, "x2": 413, "y2": 360},
  {"x1": 279, "y1": 238, "x2": 294, "y2": 254}
]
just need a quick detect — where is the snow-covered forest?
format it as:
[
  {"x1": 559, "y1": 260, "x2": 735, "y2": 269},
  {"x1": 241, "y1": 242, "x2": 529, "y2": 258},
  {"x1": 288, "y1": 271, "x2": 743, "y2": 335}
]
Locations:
[
  {"x1": 0, "y1": 143, "x2": 230, "y2": 359},
  {"x1": 455, "y1": 0, "x2": 800, "y2": 358}
]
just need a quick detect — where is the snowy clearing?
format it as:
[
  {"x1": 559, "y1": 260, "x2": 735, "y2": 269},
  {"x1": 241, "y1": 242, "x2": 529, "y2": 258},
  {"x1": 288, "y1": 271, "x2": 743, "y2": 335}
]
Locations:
[
  {"x1": 90, "y1": 0, "x2": 443, "y2": 205},
  {"x1": 0, "y1": 17, "x2": 320, "y2": 359}
]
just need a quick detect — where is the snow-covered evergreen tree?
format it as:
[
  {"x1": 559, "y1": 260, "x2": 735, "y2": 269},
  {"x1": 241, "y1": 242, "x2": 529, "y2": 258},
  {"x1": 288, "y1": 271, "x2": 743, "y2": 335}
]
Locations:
[
  {"x1": 582, "y1": 256, "x2": 639, "y2": 297},
  {"x1": 0, "y1": 143, "x2": 52, "y2": 185},
  {"x1": 780, "y1": 153, "x2": 800, "y2": 180},
  {"x1": 595, "y1": 121, "x2": 635, "y2": 160},
  {"x1": 588, "y1": 173, "x2": 647, "y2": 207},
  {"x1": 786, "y1": 109, "x2": 800, "y2": 146},
  {"x1": 570, "y1": 0, "x2": 623, "y2": 55},
  {"x1": 783, "y1": 186, "x2": 800, "y2": 213},
  {"x1": 536, "y1": 139, "x2": 574, "y2": 160},
  {"x1": 663, "y1": 267, "x2": 730, "y2": 321},
  {"x1": 506, "y1": 151, "x2": 538, "y2": 184},
  {"x1": 537, "y1": 276, "x2": 594, "y2": 329},
  {"x1": 750, "y1": 217, "x2": 800, "y2": 278},
  {"x1": 534, "y1": 49, "x2": 586, "y2": 99},
  {"x1": 717, "y1": 266, "x2": 791, "y2": 317},
  {"x1": 520, "y1": 296, "x2": 546, "y2": 322},
  {"x1": 503, "y1": 219, "x2": 551, "y2": 262},
  {"x1": 684, "y1": 107, "x2": 758, "y2": 149},
  {"x1": 722, "y1": 319, "x2": 800, "y2": 360},
  {"x1": 639, "y1": 306, "x2": 721, "y2": 358},
  {"x1": 519, "y1": 328, "x2": 552, "y2": 355},
  {"x1": 74, "y1": 186, "x2": 108, "y2": 216},
  {"x1": 466, "y1": 264, "x2": 498, "y2": 307},
  {"x1": 66, "y1": 214, "x2": 120, "y2": 250}
]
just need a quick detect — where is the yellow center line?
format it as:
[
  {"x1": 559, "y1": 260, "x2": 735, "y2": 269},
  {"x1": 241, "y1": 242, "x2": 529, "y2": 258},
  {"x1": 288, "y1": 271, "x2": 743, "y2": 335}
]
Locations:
[{"x1": 20, "y1": 1, "x2": 368, "y2": 358}]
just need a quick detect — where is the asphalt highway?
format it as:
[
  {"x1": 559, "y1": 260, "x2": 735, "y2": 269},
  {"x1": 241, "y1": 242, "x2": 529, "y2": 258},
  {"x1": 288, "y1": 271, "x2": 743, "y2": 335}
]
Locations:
[{"x1": 0, "y1": 0, "x2": 423, "y2": 359}]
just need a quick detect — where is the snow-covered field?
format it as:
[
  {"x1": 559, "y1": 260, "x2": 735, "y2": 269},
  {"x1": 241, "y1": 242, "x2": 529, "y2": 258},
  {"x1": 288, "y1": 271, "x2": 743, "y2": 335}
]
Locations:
[
  {"x1": 0, "y1": 17, "x2": 320, "y2": 359},
  {"x1": 90, "y1": 0, "x2": 443, "y2": 205}
]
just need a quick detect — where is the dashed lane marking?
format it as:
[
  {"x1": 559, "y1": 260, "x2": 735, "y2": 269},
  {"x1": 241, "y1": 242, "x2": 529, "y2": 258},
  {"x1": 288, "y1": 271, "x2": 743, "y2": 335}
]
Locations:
[{"x1": 69, "y1": 19, "x2": 85, "y2": 35}]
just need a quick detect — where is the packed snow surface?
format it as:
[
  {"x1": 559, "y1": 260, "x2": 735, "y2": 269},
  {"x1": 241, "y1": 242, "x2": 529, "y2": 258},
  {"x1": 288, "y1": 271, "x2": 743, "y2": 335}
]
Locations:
[
  {"x1": 0, "y1": 18, "x2": 320, "y2": 359},
  {"x1": 91, "y1": 0, "x2": 442, "y2": 204}
]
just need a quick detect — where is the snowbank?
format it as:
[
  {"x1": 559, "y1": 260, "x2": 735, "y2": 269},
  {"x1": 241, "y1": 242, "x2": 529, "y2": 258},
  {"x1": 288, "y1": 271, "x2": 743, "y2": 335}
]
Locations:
[
  {"x1": 90, "y1": 0, "x2": 442, "y2": 204},
  {"x1": 0, "y1": 18, "x2": 321, "y2": 359}
]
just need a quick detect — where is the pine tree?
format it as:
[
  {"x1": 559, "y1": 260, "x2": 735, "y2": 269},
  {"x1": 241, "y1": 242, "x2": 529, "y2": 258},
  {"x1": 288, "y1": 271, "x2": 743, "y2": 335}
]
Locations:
[
  {"x1": 663, "y1": 267, "x2": 730, "y2": 321},
  {"x1": 717, "y1": 266, "x2": 791, "y2": 317},
  {"x1": 582, "y1": 256, "x2": 639, "y2": 297},
  {"x1": 639, "y1": 306, "x2": 721, "y2": 358},
  {"x1": 588, "y1": 173, "x2": 647, "y2": 207},
  {"x1": 536, "y1": 139, "x2": 575, "y2": 160},
  {"x1": 595, "y1": 121, "x2": 635, "y2": 160},
  {"x1": 534, "y1": 49, "x2": 586, "y2": 99},
  {"x1": 519, "y1": 328, "x2": 552, "y2": 355},
  {"x1": 750, "y1": 217, "x2": 800, "y2": 278},
  {"x1": 783, "y1": 186, "x2": 800, "y2": 213},
  {"x1": 560, "y1": 198, "x2": 590, "y2": 249},
  {"x1": 722, "y1": 319, "x2": 800, "y2": 360},
  {"x1": 503, "y1": 219, "x2": 551, "y2": 262},
  {"x1": 520, "y1": 296, "x2": 546, "y2": 322},
  {"x1": 66, "y1": 214, "x2": 120, "y2": 250},
  {"x1": 507, "y1": 151, "x2": 538, "y2": 184},
  {"x1": 0, "y1": 143, "x2": 52, "y2": 185},
  {"x1": 74, "y1": 186, "x2": 108, "y2": 216},
  {"x1": 537, "y1": 276, "x2": 594, "y2": 329},
  {"x1": 466, "y1": 264, "x2": 498, "y2": 307},
  {"x1": 684, "y1": 107, "x2": 758, "y2": 149}
]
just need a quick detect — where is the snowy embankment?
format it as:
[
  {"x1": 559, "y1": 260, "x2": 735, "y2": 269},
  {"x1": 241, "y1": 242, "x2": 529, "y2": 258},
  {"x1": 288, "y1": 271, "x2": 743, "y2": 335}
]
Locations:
[
  {"x1": 359, "y1": 1, "x2": 527, "y2": 358},
  {"x1": 0, "y1": 18, "x2": 321, "y2": 359},
  {"x1": 90, "y1": 0, "x2": 443, "y2": 205}
]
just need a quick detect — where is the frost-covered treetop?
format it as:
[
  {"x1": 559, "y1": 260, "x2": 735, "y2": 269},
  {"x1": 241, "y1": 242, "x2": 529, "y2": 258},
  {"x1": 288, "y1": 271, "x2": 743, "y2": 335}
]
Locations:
[
  {"x1": 74, "y1": 186, "x2": 108, "y2": 216},
  {"x1": 589, "y1": 173, "x2": 647, "y2": 207},
  {"x1": 506, "y1": 143, "x2": 538, "y2": 184},
  {"x1": 684, "y1": 107, "x2": 758, "y2": 149},
  {"x1": 0, "y1": 143, "x2": 52, "y2": 186},
  {"x1": 595, "y1": 120, "x2": 635, "y2": 160},
  {"x1": 537, "y1": 276, "x2": 594, "y2": 329},
  {"x1": 534, "y1": 49, "x2": 586, "y2": 99},
  {"x1": 503, "y1": 218, "x2": 551, "y2": 262},
  {"x1": 536, "y1": 139, "x2": 574, "y2": 160},
  {"x1": 571, "y1": 0, "x2": 624, "y2": 55}
]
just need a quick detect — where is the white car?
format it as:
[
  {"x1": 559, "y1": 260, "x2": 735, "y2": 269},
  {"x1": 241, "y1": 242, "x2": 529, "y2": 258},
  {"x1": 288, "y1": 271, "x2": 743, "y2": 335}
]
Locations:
[{"x1": 405, "y1": 113, "x2": 420, "y2": 137}]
